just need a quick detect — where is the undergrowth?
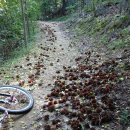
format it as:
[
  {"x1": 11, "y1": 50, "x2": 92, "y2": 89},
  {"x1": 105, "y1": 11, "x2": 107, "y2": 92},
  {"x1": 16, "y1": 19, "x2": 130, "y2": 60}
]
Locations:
[
  {"x1": 71, "y1": 12, "x2": 130, "y2": 49},
  {"x1": 0, "y1": 27, "x2": 39, "y2": 68}
]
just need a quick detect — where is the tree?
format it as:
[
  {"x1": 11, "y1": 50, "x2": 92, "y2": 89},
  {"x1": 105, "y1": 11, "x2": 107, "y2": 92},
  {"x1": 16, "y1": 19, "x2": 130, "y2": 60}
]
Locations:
[
  {"x1": 0, "y1": 0, "x2": 40, "y2": 59},
  {"x1": 61, "y1": 0, "x2": 67, "y2": 15},
  {"x1": 20, "y1": 0, "x2": 27, "y2": 46}
]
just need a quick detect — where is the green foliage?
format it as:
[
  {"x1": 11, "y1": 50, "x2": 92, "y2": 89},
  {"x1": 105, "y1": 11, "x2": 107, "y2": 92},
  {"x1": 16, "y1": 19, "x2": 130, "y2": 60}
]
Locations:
[
  {"x1": 0, "y1": 0, "x2": 40, "y2": 59},
  {"x1": 109, "y1": 14, "x2": 129, "y2": 29},
  {"x1": 73, "y1": 8, "x2": 130, "y2": 49},
  {"x1": 109, "y1": 39, "x2": 125, "y2": 49},
  {"x1": 84, "y1": 4, "x2": 93, "y2": 13},
  {"x1": 94, "y1": 17, "x2": 109, "y2": 31},
  {"x1": 66, "y1": 4, "x2": 77, "y2": 14},
  {"x1": 0, "y1": 33, "x2": 37, "y2": 67},
  {"x1": 121, "y1": 25, "x2": 130, "y2": 36}
]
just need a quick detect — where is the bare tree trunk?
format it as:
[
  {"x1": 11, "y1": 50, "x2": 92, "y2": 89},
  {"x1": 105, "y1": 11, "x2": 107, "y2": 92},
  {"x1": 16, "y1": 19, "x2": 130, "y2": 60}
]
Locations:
[
  {"x1": 20, "y1": 0, "x2": 27, "y2": 47},
  {"x1": 25, "y1": 1, "x2": 31, "y2": 39},
  {"x1": 61, "y1": 0, "x2": 67, "y2": 15}
]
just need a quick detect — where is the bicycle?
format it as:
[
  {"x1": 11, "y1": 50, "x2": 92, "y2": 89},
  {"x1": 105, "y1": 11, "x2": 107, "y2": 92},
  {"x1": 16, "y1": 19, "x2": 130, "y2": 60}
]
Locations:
[{"x1": 0, "y1": 85, "x2": 34, "y2": 122}]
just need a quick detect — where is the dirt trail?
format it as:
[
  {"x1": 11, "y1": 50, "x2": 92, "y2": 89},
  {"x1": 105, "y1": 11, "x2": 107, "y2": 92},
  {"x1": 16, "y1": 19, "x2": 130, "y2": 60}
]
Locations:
[
  {"x1": 7, "y1": 21, "x2": 80, "y2": 130},
  {"x1": 0, "y1": 21, "x2": 130, "y2": 130}
]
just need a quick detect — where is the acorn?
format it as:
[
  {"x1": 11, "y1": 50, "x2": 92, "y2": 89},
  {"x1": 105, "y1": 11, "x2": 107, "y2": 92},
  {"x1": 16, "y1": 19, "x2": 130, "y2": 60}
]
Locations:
[
  {"x1": 91, "y1": 117, "x2": 100, "y2": 125},
  {"x1": 86, "y1": 109, "x2": 92, "y2": 115},
  {"x1": 60, "y1": 108, "x2": 69, "y2": 115},
  {"x1": 80, "y1": 73, "x2": 90, "y2": 78},
  {"x1": 47, "y1": 94, "x2": 51, "y2": 97},
  {"x1": 96, "y1": 107, "x2": 102, "y2": 113},
  {"x1": 80, "y1": 107, "x2": 86, "y2": 114},
  {"x1": 84, "y1": 123, "x2": 90, "y2": 129},
  {"x1": 44, "y1": 115, "x2": 49, "y2": 121},
  {"x1": 48, "y1": 101, "x2": 53, "y2": 106},
  {"x1": 44, "y1": 125, "x2": 51, "y2": 130},
  {"x1": 58, "y1": 97, "x2": 66, "y2": 104},
  {"x1": 52, "y1": 119, "x2": 60, "y2": 125},
  {"x1": 54, "y1": 101, "x2": 58, "y2": 104},
  {"x1": 49, "y1": 97, "x2": 53, "y2": 101},
  {"x1": 69, "y1": 112, "x2": 77, "y2": 118},
  {"x1": 28, "y1": 79, "x2": 33, "y2": 84},
  {"x1": 91, "y1": 99, "x2": 96, "y2": 104},
  {"x1": 77, "y1": 114, "x2": 85, "y2": 121},
  {"x1": 48, "y1": 105, "x2": 55, "y2": 112},
  {"x1": 69, "y1": 119, "x2": 82, "y2": 130},
  {"x1": 51, "y1": 91, "x2": 58, "y2": 97}
]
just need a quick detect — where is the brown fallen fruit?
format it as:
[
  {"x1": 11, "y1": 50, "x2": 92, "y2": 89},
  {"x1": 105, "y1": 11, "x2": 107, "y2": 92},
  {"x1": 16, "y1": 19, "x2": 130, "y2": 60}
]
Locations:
[
  {"x1": 44, "y1": 115, "x2": 49, "y2": 121},
  {"x1": 48, "y1": 105, "x2": 55, "y2": 112}
]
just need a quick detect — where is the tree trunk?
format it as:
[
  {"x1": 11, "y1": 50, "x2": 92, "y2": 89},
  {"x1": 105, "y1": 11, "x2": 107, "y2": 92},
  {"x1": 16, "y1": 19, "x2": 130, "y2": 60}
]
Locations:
[
  {"x1": 20, "y1": 0, "x2": 27, "y2": 47},
  {"x1": 61, "y1": 0, "x2": 67, "y2": 15},
  {"x1": 25, "y1": 1, "x2": 31, "y2": 39}
]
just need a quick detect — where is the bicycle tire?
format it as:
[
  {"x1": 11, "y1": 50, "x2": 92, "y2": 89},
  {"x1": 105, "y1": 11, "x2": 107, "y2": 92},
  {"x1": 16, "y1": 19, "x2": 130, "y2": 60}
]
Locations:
[{"x1": 0, "y1": 85, "x2": 34, "y2": 114}]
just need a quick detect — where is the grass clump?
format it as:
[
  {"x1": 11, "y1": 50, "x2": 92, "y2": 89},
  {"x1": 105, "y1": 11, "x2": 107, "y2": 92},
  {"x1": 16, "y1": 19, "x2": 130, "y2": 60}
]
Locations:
[{"x1": 0, "y1": 42, "x2": 35, "y2": 68}]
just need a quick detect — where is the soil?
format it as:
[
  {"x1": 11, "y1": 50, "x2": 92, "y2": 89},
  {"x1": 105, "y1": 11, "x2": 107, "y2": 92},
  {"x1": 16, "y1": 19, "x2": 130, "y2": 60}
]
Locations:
[{"x1": 0, "y1": 21, "x2": 130, "y2": 130}]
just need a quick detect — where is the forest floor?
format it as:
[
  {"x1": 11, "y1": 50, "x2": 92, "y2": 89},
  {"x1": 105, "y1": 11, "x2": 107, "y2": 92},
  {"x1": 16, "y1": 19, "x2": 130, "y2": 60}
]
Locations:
[{"x1": 0, "y1": 21, "x2": 130, "y2": 130}]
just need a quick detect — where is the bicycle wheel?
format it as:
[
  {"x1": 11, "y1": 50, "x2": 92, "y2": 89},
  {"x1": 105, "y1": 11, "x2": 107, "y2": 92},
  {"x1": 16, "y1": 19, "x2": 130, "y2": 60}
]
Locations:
[{"x1": 0, "y1": 85, "x2": 34, "y2": 114}]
